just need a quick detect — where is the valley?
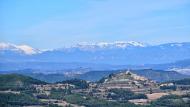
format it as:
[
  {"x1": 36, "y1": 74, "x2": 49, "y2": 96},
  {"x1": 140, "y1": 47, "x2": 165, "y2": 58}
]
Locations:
[
  {"x1": 0, "y1": 70, "x2": 190, "y2": 107},
  {"x1": 2, "y1": 68, "x2": 188, "y2": 83},
  {"x1": 1, "y1": 42, "x2": 190, "y2": 107},
  {"x1": 1, "y1": 0, "x2": 190, "y2": 106}
]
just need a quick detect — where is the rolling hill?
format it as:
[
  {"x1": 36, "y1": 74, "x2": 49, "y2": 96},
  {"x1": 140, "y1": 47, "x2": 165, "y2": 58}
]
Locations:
[
  {"x1": 0, "y1": 74, "x2": 46, "y2": 90},
  {"x1": 7, "y1": 69, "x2": 188, "y2": 83}
]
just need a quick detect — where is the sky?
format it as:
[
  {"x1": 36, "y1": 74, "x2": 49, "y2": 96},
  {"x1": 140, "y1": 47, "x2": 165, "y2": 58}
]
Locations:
[{"x1": 0, "y1": 0, "x2": 190, "y2": 49}]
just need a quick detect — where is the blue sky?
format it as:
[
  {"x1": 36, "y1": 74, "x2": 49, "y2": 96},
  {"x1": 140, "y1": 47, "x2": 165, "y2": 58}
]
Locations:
[{"x1": 0, "y1": 0, "x2": 190, "y2": 49}]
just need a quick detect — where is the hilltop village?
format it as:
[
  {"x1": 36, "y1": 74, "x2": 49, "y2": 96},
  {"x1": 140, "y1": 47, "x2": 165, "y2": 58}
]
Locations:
[{"x1": 0, "y1": 70, "x2": 190, "y2": 107}]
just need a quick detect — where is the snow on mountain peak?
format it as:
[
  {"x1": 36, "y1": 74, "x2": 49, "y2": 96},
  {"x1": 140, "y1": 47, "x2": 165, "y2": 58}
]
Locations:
[
  {"x1": 75, "y1": 41, "x2": 145, "y2": 48},
  {"x1": 0, "y1": 42, "x2": 15, "y2": 49},
  {"x1": 0, "y1": 43, "x2": 39, "y2": 55},
  {"x1": 97, "y1": 42, "x2": 111, "y2": 48},
  {"x1": 0, "y1": 41, "x2": 147, "y2": 53},
  {"x1": 126, "y1": 41, "x2": 146, "y2": 47},
  {"x1": 16, "y1": 45, "x2": 38, "y2": 55},
  {"x1": 170, "y1": 43, "x2": 183, "y2": 47},
  {"x1": 114, "y1": 41, "x2": 146, "y2": 48}
]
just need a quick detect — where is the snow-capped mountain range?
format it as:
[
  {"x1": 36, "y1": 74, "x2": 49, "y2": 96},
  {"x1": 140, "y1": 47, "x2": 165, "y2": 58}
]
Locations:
[
  {"x1": 0, "y1": 42, "x2": 40, "y2": 55},
  {"x1": 1, "y1": 41, "x2": 187, "y2": 55},
  {"x1": 0, "y1": 41, "x2": 190, "y2": 65},
  {"x1": 0, "y1": 41, "x2": 145, "y2": 54},
  {"x1": 72, "y1": 41, "x2": 146, "y2": 50}
]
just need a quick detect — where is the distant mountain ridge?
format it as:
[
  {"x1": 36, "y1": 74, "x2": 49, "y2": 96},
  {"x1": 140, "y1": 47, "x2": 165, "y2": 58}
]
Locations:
[
  {"x1": 71, "y1": 41, "x2": 146, "y2": 50},
  {"x1": 80, "y1": 69, "x2": 189, "y2": 83},
  {"x1": 3, "y1": 69, "x2": 188, "y2": 83},
  {"x1": 1, "y1": 42, "x2": 190, "y2": 65},
  {"x1": 0, "y1": 41, "x2": 146, "y2": 53},
  {"x1": 145, "y1": 59, "x2": 190, "y2": 75},
  {"x1": 0, "y1": 42, "x2": 40, "y2": 55}
]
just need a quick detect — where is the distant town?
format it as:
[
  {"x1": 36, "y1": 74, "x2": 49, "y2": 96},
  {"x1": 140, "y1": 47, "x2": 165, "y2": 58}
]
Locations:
[{"x1": 0, "y1": 70, "x2": 190, "y2": 107}]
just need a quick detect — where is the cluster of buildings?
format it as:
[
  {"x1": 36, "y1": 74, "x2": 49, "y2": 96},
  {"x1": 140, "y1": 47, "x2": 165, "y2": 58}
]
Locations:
[{"x1": 33, "y1": 83, "x2": 75, "y2": 91}]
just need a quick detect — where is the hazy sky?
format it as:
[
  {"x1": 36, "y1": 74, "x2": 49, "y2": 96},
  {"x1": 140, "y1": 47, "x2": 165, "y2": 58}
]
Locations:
[{"x1": 0, "y1": 0, "x2": 190, "y2": 49}]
